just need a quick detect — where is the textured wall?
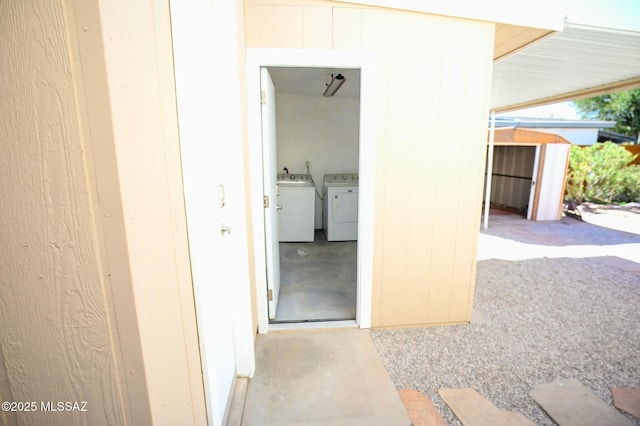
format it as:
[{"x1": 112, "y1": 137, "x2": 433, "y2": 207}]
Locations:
[
  {"x1": 95, "y1": 0, "x2": 207, "y2": 422},
  {"x1": 0, "y1": 0, "x2": 206, "y2": 424},
  {"x1": 0, "y1": 1, "x2": 133, "y2": 424}
]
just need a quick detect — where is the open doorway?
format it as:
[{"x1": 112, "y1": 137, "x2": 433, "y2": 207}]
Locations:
[
  {"x1": 246, "y1": 48, "x2": 375, "y2": 333},
  {"x1": 484, "y1": 144, "x2": 540, "y2": 220},
  {"x1": 263, "y1": 66, "x2": 361, "y2": 323}
]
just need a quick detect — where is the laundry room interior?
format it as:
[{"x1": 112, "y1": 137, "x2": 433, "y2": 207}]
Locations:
[{"x1": 267, "y1": 66, "x2": 361, "y2": 324}]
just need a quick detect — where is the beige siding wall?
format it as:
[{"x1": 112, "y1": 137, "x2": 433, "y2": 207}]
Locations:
[
  {"x1": 0, "y1": 1, "x2": 141, "y2": 424},
  {"x1": 96, "y1": 0, "x2": 207, "y2": 423},
  {"x1": 244, "y1": 1, "x2": 494, "y2": 327},
  {"x1": 0, "y1": 0, "x2": 206, "y2": 424}
]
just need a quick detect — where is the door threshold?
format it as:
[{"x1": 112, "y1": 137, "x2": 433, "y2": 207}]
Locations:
[{"x1": 268, "y1": 320, "x2": 357, "y2": 332}]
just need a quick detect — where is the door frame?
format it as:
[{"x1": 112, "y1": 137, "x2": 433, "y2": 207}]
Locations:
[
  {"x1": 526, "y1": 145, "x2": 542, "y2": 220},
  {"x1": 260, "y1": 68, "x2": 281, "y2": 320},
  {"x1": 487, "y1": 142, "x2": 543, "y2": 222},
  {"x1": 246, "y1": 49, "x2": 377, "y2": 333}
]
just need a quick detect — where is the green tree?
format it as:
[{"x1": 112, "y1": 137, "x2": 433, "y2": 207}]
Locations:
[
  {"x1": 571, "y1": 88, "x2": 640, "y2": 142},
  {"x1": 566, "y1": 142, "x2": 640, "y2": 204}
]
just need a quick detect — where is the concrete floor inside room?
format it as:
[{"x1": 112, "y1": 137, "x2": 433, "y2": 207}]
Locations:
[{"x1": 274, "y1": 231, "x2": 357, "y2": 323}]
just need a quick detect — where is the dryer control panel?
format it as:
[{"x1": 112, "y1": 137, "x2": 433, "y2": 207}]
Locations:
[{"x1": 323, "y1": 173, "x2": 359, "y2": 185}]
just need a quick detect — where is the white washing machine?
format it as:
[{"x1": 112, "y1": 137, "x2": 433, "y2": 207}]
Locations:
[
  {"x1": 277, "y1": 174, "x2": 315, "y2": 242},
  {"x1": 323, "y1": 173, "x2": 359, "y2": 241}
]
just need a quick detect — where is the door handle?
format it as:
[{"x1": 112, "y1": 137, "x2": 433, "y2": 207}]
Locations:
[
  {"x1": 276, "y1": 204, "x2": 282, "y2": 211},
  {"x1": 221, "y1": 225, "x2": 232, "y2": 236}
]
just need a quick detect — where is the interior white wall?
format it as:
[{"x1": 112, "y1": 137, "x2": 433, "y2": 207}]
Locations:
[{"x1": 275, "y1": 92, "x2": 360, "y2": 228}]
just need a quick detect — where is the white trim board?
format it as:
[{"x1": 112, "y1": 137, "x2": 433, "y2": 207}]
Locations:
[{"x1": 245, "y1": 49, "x2": 377, "y2": 333}]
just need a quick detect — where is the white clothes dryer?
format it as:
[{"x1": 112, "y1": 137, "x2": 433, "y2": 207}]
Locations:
[{"x1": 322, "y1": 174, "x2": 358, "y2": 241}]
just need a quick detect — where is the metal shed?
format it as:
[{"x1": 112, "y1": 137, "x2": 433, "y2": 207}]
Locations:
[{"x1": 485, "y1": 127, "x2": 571, "y2": 221}]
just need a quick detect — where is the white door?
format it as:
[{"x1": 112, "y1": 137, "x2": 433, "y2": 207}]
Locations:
[
  {"x1": 261, "y1": 67, "x2": 280, "y2": 319},
  {"x1": 527, "y1": 145, "x2": 541, "y2": 220}
]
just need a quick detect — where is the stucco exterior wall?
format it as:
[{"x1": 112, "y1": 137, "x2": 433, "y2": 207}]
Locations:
[
  {"x1": 0, "y1": 0, "x2": 206, "y2": 424},
  {"x1": 244, "y1": 1, "x2": 495, "y2": 327}
]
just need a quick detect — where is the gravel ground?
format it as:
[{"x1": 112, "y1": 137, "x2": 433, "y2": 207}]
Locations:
[{"x1": 371, "y1": 216, "x2": 640, "y2": 425}]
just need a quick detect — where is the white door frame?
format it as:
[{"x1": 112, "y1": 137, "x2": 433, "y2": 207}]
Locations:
[
  {"x1": 246, "y1": 49, "x2": 377, "y2": 333},
  {"x1": 260, "y1": 68, "x2": 281, "y2": 319}
]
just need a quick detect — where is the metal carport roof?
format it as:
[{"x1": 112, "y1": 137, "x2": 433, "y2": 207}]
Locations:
[{"x1": 491, "y1": 22, "x2": 640, "y2": 112}]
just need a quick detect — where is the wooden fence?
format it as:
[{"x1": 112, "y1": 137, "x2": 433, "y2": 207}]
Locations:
[{"x1": 624, "y1": 145, "x2": 640, "y2": 165}]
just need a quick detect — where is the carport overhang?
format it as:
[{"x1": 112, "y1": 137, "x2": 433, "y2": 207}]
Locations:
[
  {"x1": 338, "y1": 1, "x2": 640, "y2": 113},
  {"x1": 336, "y1": 0, "x2": 566, "y2": 63},
  {"x1": 492, "y1": 22, "x2": 640, "y2": 112}
]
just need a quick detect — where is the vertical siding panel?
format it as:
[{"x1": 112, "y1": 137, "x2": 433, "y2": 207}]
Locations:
[
  {"x1": 450, "y1": 22, "x2": 494, "y2": 321},
  {"x1": 303, "y1": 6, "x2": 332, "y2": 48},
  {"x1": 505, "y1": 147, "x2": 513, "y2": 205},
  {"x1": 427, "y1": 18, "x2": 469, "y2": 324},
  {"x1": 510, "y1": 149, "x2": 518, "y2": 206},
  {"x1": 333, "y1": 8, "x2": 361, "y2": 49},
  {"x1": 273, "y1": 6, "x2": 304, "y2": 48},
  {"x1": 404, "y1": 14, "x2": 443, "y2": 325},
  {"x1": 0, "y1": 1, "x2": 133, "y2": 423},
  {"x1": 379, "y1": 11, "x2": 416, "y2": 326},
  {"x1": 360, "y1": 9, "x2": 388, "y2": 52},
  {"x1": 361, "y1": 9, "x2": 390, "y2": 327},
  {"x1": 493, "y1": 147, "x2": 503, "y2": 204},
  {"x1": 244, "y1": 5, "x2": 275, "y2": 47},
  {"x1": 243, "y1": 4, "x2": 498, "y2": 327}
]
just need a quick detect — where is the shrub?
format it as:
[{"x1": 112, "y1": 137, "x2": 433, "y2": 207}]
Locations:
[
  {"x1": 620, "y1": 165, "x2": 640, "y2": 202},
  {"x1": 565, "y1": 142, "x2": 639, "y2": 204},
  {"x1": 566, "y1": 144, "x2": 590, "y2": 203}
]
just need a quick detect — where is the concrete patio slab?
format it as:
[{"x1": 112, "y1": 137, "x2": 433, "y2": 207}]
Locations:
[{"x1": 242, "y1": 328, "x2": 411, "y2": 426}]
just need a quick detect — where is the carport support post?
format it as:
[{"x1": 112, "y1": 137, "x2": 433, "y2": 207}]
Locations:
[{"x1": 483, "y1": 111, "x2": 496, "y2": 230}]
